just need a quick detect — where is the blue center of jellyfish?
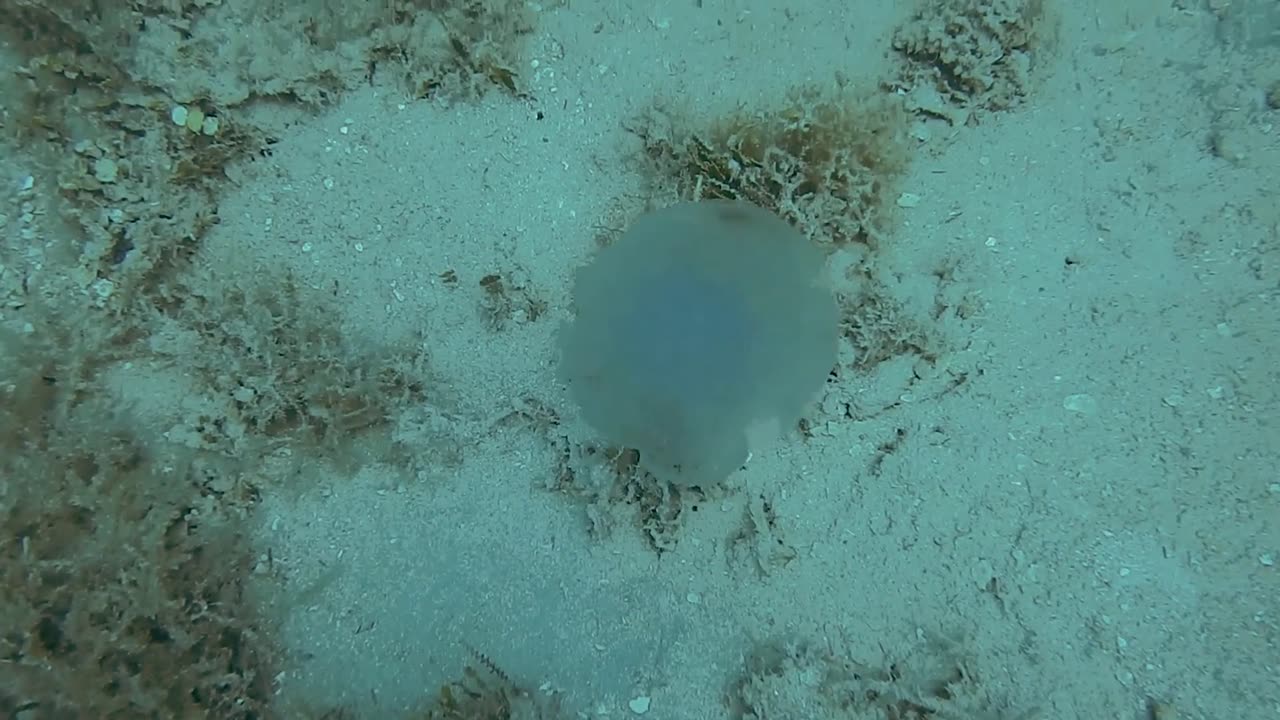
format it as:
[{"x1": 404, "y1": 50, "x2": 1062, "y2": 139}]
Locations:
[{"x1": 619, "y1": 265, "x2": 754, "y2": 400}]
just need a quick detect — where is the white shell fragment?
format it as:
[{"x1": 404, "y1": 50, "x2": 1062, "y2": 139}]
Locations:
[
  {"x1": 628, "y1": 695, "x2": 651, "y2": 714},
  {"x1": 92, "y1": 158, "x2": 118, "y2": 183},
  {"x1": 1062, "y1": 393, "x2": 1098, "y2": 415}
]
